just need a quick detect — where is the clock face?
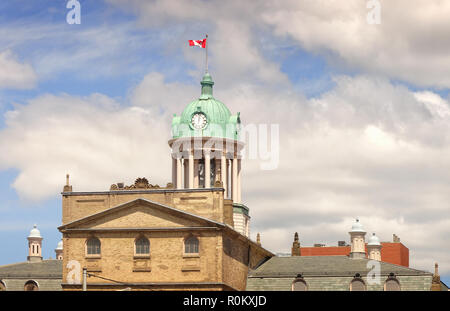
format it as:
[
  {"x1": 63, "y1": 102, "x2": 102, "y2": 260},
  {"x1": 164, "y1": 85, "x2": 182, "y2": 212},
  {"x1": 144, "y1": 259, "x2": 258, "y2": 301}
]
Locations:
[{"x1": 191, "y1": 113, "x2": 207, "y2": 130}]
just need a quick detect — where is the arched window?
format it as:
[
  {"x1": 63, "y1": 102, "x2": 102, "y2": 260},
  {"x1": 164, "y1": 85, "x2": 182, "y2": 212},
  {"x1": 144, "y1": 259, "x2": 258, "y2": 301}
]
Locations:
[
  {"x1": 292, "y1": 274, "x2": 308, "y2": 291},
  {"x1": 135, "y1": 237, "x2": 150, "y2": 255},
  {"x1": 184, "y1": 236, "x2": 199, "y2": 254},
  {"x1": 385, "y1": 273, "x2": 401, "y2": 291},
  {"x1": 350, "y1": 274, "x2": 366, "y2": 291},
  {"x1": 86, "y1": 237, "x2": 101, "y2": 255},
  {"x1": 24, "y1": 280, "x2": 39, "y2": 291},
  {"x1": 0, "y1": 280, "x2": 6, "y2": 291}
]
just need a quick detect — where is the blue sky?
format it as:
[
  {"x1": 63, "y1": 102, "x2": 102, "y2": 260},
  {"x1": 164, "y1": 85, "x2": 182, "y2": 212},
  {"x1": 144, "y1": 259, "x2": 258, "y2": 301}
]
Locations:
[{"x1": 0, "y1": 0, "x2": 449, "y2": 286}]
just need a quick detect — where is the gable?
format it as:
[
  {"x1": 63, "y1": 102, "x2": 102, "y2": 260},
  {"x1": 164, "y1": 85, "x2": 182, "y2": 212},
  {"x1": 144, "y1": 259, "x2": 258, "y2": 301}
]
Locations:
[
  {"x1": 59, "y1": 198, "x2": 221, "y2": 231},
  {"x1": 78, "y1": 203, "x2": 206, "y2": 229}
]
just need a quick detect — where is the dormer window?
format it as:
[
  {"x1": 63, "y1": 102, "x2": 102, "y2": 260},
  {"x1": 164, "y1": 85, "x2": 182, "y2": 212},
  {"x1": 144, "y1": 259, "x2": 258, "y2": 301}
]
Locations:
[
  {"x1": 385, "y1": 273, "x2": 401, "y2": 291},
  {"x1": 292, "y1": 274, "x2": 308, "y2": 291},
  {"x1": 350, "y1": 274, "x2": 366, "y2": 291},
  {"x1": 24, "y1": 280, "x2": 39, "y2": 291}
]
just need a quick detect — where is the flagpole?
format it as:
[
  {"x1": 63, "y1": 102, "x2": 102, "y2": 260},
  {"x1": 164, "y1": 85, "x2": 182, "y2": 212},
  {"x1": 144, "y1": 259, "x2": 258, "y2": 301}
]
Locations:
[{"x1": 205, "y1": 34, "x2": 208, "y2": 73}]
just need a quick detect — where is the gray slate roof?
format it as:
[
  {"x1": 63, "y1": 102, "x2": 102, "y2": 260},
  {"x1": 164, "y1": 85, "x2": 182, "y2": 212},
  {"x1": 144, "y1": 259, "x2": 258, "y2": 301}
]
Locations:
[
  {"x1": 0, "y1": 260, "x2": 62, "y2": 279},
  {"x1": 248, "y1": 256, "x2": 432, "y2": 278}
]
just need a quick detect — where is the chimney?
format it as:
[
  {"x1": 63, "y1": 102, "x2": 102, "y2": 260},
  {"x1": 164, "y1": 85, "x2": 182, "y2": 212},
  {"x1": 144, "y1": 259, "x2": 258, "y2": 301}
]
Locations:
[
  {"x1": 63, "y1": 174, "x2": 73, "y2": 192},
  {"x1": 393, "y1": 234, "x2": 400, "y2": 243},
  {"x1": 291, "y1": 232, "x2": 301, "y2": 256},
  {"x1": 431, "y1": 262, "x2": 441, "y2": 291}
]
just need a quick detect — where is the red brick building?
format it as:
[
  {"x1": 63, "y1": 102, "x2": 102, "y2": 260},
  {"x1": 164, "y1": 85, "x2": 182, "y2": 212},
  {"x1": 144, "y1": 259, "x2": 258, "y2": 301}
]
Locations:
[{"x1": 300, "y1": 242, "x2": 409, "y2": 267}]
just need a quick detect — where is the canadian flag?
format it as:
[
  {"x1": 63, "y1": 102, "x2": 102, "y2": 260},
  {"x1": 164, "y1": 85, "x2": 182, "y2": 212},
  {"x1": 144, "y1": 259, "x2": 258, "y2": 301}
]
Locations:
[{"x1": 189, "y1": 38, "x2": 206, "y2": 48}]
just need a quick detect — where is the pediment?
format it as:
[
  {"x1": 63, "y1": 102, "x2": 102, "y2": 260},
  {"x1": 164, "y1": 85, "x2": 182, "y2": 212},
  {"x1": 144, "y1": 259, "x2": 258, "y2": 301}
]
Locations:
[{"x1": 59, "y1": 198, "x2": 222, "y2": 231}]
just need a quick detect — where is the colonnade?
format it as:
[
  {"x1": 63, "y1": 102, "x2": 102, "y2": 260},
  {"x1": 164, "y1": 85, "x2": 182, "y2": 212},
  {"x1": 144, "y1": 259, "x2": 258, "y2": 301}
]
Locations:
[{"x1": 171, "y1": 150, "x2": 242, "y2": 203}]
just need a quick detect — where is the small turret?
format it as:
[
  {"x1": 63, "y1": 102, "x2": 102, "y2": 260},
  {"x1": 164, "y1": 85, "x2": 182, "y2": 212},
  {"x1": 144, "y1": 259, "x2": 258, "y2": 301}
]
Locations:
[
  {"x1": 55, "y1": 239, "x2": 63, "y2": 260},
  {"x1": 367, "y1": 233, "x2": 382, "y2": 261},
  {"x1": 27, "y1": 224, "x2": 43, "y2": 262},
  {"x1": 349, "y1": 218, "x2": 366, "y2": 259}
]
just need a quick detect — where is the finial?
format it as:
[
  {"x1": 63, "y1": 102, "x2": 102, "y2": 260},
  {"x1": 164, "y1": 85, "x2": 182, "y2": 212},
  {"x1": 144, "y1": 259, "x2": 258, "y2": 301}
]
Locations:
[
  {"x1": 256, "y1": 233, "x2": 261, "y2": 245},
  {"x1": 63, "y1": 174, "x2": 73, "y2": 192},
  {"x1": 292, "y1": 232, "x2": 301, "y2": 256},
  {"x1": 431, "y1": 262, "x2": 441, "y2": 290},
  {"x1": 200, "y1": 71, "x2": 214, "y2": 98},
  {"x1": 33, "y1": 224, "x2": 37, "y2": 228}
]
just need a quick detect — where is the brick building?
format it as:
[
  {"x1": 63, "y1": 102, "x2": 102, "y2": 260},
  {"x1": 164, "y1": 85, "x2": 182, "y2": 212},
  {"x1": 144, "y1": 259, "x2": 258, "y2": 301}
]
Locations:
[
  {"x1": 300, "y1": 237, "x2": 409, "y2": 267},
  {"x1": 58, "y1": 72, "x2": 273, "y2": 291},
  {"x1": 3, "y1": 71, "x2": 443, "y2": 292},
  {"x1": 247, "y1": 219, "x2": 448, "y2": 291}
]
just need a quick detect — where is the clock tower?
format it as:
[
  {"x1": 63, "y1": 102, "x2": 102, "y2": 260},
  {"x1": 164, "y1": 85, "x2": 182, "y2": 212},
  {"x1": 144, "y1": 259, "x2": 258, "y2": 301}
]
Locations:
[{"x1": 169, "y1": 72, "x2": 250, "y2": 237}]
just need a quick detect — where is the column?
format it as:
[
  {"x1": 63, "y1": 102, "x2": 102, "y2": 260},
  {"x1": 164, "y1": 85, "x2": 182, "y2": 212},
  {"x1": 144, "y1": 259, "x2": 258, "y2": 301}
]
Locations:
[
  {"x1": 184, "y1": 159, "x2": 188, "y2": 189},
  {"x1": 194, "y1": 160, "x2": 199, "y2": 188},
  {"x1": 237, "y1": 158, "x2": 242, "y2": 203},
  {"x1": 226, "y1": 159, "x2": 230, "y2": 198},
  {"x1": 205, "y1": 151, "x2": 210, "y2": 188},
  {"x1": 176, "y1": 158, "x2": 182, "y2": 189},
  {"x1": 188, "y1": 151, "x2": 194, "y2": 188},
  {"x1": 172, "y1": 157, "x2": 177, "y2": 187},
  {"x1": 221, "y1": 153, "x2": 227, "y2": 195},
  {"x1": 232, "y1": 158, "x2": 238, "y2": 202}
]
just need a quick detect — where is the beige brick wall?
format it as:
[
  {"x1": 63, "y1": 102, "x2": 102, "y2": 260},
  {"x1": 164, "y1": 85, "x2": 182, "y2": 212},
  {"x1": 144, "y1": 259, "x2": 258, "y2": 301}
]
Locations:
[
  {"x1": 63, "y1": 230, "x2": 222, "y2": 286},
  {"x1": 60, "y1": 188, "x2": 273, "y2": 291},
  {"x1": 63, "y1": 189, "x2": 226, "y2": 225}
]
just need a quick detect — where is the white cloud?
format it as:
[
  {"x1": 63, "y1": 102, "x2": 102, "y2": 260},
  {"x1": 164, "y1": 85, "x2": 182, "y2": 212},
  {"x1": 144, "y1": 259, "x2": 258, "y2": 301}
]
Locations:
[
  {"x1": 0, "y1": 50, "x2": 37, "y2": 89},
  {"x1": 108, "y1": 0, "x2": 450, "y2": 88},
  {"x1": 0, "y1": 91, "x2": 171, "y2": 201},
  {"x1": 1, "y1": 0, "x2": 450, "y2": 276},
  {"x1": 2, "y1": 72, "x2": 449, "y2": 275}
]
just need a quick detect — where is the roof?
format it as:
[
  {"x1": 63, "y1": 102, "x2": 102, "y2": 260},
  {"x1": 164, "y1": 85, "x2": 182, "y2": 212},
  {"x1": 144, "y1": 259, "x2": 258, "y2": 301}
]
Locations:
[
  {"x1": 0, "y1": 260, "x2": 62, "y2": 279},
  {"x1": 28, "y1": 224, "x2": 42, "y2": 238},
  {"x1": 55, "y1": 239, "x2": 63, "y2": 250},
  {"x1": 368, "y1": 233, "x2": 381, "y2": 246},
  {"x1": 349, "y1": 218, "x2": 366, "y2": 233},
  {"x1": 172, "y1": 72, "x2": 240, "y2": 140},
  {"x1": 248, "y1": 256, "x2": 431, "y2": 278}
]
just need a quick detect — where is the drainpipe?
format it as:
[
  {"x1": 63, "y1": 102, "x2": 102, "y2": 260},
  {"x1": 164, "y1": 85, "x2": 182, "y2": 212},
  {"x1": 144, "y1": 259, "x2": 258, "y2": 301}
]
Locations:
[{"x1": 82, "y1": 268, "x2": 87, "y2": 291}]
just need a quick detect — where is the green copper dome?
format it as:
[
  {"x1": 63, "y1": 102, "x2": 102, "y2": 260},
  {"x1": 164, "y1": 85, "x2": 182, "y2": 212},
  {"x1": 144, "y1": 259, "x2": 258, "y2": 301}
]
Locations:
[{"x1": 172, "y1": 72, "x2": 240, "y2": 140}]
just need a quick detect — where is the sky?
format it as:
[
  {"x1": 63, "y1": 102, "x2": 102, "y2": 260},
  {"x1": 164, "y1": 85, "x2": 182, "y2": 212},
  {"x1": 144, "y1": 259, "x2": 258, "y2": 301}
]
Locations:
[{"x1": 0, "y1": 0, "x2": 449, "y2": 286}]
